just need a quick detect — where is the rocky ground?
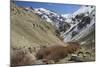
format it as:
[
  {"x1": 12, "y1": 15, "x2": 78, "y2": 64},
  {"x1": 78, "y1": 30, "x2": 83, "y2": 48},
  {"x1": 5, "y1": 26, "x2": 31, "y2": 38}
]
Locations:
[{"x1": 10, "y1": 2, "x2": 95, "y2": 66}]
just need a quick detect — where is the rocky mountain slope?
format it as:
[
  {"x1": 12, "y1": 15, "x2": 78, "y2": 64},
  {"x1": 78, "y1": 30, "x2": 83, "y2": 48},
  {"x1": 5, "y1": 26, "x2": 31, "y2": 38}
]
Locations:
[
  {"x1": 62, "y1": 5, "x2": 95, "y2": 43},
  {"x1": 11, "y1": 3, "x2": 65, "y2": 49},
  {"x1": 23, "y1": 5, "x2": 95, "y2": 43},
  {"x1": 24, "y1": 7, "x2": 71, "y2": 32}
]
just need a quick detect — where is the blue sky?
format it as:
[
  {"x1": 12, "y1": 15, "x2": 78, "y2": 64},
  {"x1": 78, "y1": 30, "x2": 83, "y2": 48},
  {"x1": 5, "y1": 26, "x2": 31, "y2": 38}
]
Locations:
[{"x1": 13, "y1": 1, "x2": 81, "y2": 14}]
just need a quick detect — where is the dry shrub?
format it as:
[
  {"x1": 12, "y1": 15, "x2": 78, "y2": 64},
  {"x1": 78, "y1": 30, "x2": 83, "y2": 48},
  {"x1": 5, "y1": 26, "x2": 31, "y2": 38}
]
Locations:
[
  {"x1": 11, "y1": 47, "x2": 36, "y2": 66},
  {"x1": 36, "y1": 42, "x2": 80, "y2": 63}
]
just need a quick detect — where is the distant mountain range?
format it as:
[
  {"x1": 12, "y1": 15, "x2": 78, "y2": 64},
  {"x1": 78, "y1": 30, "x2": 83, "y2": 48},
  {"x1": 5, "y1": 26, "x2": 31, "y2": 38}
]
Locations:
[
  {"x1": 24, "y1": 7, "x2": 71, "y2": 28},
  {"x1": 21, "y1": 5, "x2": 95, "y2": 42}
]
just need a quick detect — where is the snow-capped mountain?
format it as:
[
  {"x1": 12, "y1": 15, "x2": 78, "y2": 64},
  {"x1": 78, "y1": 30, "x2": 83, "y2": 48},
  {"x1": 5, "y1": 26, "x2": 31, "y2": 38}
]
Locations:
[
  {"x1": 24, "y1": 7, "x2": 69, "y2": 28},
  {"x1": 62, "y1": 5, "x2": 95, "y2": 42},
  {"x1": 61, "y1": 14, "x2": 73, "y2": 24},
  {"x1": 34, "y1": 8, "x2": 69, "y2": 28},
  {"x1": 24, "y1": 6, "x2": 95, "y2": 43},
  {"x1": 61, "y1": 14, "x2": 71, "y2": 19}
]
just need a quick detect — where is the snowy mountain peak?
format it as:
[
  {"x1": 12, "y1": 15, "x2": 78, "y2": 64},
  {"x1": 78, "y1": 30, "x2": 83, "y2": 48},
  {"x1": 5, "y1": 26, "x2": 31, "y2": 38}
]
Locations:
[
  {"x1": 34, "y1": 8, "x2": 51, "y2": 13},
  {"x1": 26, "y1": 7, "x2": 69, "y2": 28},
  {"x1": 62, "y1": 5, "x2": 95, "y2": 42},
  {"x1": 62, "y1": 14, "x2": 71, "y2": 18},
  {"x1": 73, "y1": 5, "x2": 95, "y2": 17}
]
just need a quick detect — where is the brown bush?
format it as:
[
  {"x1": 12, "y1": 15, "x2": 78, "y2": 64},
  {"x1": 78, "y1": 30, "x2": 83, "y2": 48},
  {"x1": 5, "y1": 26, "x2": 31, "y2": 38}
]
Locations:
[
  {"x1": 11, "y1": 47, "x2": 36, "y2": 66},
  {"x1": 36, "y1": 42, "x2": 80, "y2": 63}
]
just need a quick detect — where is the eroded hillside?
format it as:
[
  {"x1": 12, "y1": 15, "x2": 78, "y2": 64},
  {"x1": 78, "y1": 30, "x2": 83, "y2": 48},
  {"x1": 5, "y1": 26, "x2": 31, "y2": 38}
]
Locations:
[{"x1": 11, "y1": 3, "x2": 65, "y2": 49}]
